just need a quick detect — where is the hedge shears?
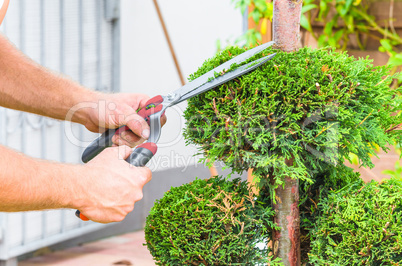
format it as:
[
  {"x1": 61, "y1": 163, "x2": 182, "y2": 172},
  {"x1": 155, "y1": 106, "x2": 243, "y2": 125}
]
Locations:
[{"x1": 76, "y1": 41, "x2": 276, "y2": 221}]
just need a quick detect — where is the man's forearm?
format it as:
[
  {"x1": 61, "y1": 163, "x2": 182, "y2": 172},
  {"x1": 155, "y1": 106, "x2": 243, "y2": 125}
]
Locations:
[
  {"x1": 0, "y1": 145, "x2": 81, "y2": 212},
  {"x1": 0, "y1": 34, "x2": 96, "y2": 124}
]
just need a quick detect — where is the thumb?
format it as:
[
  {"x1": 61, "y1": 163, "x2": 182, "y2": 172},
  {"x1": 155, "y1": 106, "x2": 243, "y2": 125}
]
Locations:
[{"x1": 106, "y1": 145, "x2": 132, "y2": 160}]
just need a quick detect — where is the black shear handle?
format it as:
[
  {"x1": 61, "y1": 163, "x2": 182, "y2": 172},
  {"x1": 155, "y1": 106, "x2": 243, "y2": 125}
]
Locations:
[
  {"x1": 76, "y1": 142, "x2": 158, "y2": 221},
  {"x1": 81, "y1": 128, "x2": 120, "y2": 163}
]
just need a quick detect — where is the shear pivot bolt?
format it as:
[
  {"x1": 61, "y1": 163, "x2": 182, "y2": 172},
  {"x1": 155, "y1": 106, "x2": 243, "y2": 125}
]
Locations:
[{"x1": 167, "y1": 93, "x2": 176, "y2": 101}]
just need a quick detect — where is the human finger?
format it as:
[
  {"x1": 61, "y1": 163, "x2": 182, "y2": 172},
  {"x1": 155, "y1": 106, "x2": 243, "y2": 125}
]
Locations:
[
  {"x1": 113, "y1": 130, "x2": 144, "y2": 148},
  {"x1": 124, "y1": 113, "x2": 150, "y2": 140},
  {"x1": 132, "y1": 167, "x2": 152, "y2": 185}
]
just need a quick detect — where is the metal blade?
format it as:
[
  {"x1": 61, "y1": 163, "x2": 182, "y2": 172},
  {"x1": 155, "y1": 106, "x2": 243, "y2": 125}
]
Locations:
[
  {"x1": 173, "y1": 41, "x2": 275, "y2": 98},
  {"x1": 176, "y1": 53, "x2": 276, "y2": 103}
]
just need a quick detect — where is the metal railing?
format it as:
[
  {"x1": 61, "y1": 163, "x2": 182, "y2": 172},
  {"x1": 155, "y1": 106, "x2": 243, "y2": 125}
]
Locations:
[{"x1": 0, "y1": 0, "x2": 120, "y2": 261}]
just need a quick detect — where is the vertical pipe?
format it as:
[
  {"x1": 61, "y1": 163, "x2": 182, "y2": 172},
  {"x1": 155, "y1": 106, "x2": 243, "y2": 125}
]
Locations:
[
  {"x1": 19, "y1": 0, "x2": 27, "y2": 246},
  {"x1": 78, "y1": 0, "x2": 84, "y2": 155},
  {"x1": 0, "y1": 213, "x2": 9, "y2": 260},
  {"x1": 40, "y1": 0, "x2": 47, "y2": 240},
  {"x1": 0, "y1": 108, "x2": 4, "y2": 145},
  {"x1": 40, "y1": 0, "x2": 47, "y2": 161},
  {"x1": 19, "y1": 1, "x2": 26, "y2": 154},
  {"x1": 59, "y1": 0, "x2": 66, "y2": 233},
  {"x1": 242, "y1": 6, "x2": 248, "y2": 34},
  {"x1": 78, "y1": 0, "x2": 84, "y2": 228},
  {"x1": 111, "y1": 1, "x2": 120, "y2": 92},
  {"x1": 96, "y1": 0, "x2": 101, "y2": 91},
  {"x1": 1, "y1": 3, "x2": 6, "y2": 147}
]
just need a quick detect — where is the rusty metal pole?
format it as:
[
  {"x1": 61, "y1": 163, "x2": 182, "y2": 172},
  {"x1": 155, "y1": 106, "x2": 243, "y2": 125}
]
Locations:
[{"x1": 271, "y1": 0, "x2": 302, "y2": 265}]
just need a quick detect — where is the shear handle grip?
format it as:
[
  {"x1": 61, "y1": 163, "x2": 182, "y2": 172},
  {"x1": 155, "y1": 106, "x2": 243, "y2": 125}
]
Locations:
[
  {"x1": 76, "y1": 142, "x2": 158, "y2": 221},
  {"x1": 81, "y1": 128, "x2": 120, "y2": 163},
  {"x1": 81, "y1": 95, "x2": 163, "y2": 164}
]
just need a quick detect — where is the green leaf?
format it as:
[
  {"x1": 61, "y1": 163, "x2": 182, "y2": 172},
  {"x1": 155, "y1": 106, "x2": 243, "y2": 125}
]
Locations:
[
  {"x1": 317, "y1": 34, "x2": 327, "y2": 47},
  {"x1": 340, "y1": 0, "x2": 353, "y2": 17},
  {"x1": 324, "y1": 18, "x2": 336, "y2": 36},
  {"x1": 263, "y1": 2, "x2": 273, "y2": 19},
  {"x1": 334, "y1": 29, "x2": 345, "y2": 41},
  {"x1": 302, "y1": 4, "x2": 318, "y2": 13},
  {"x1": 388, "y1": 54, "x2": 402, "y2": 67},
  {"x1": 318, "y1": 0, "x2": 328, "y2": 21},
  {"x1": 382, "y1": 170, "x2": 397, "y2": 178},
  {"x1": 380, "y1": 39, "x2": 393, "y2": 52},
  {"x1": 397, "y1": 72, "x2": 402, "y2": 83},
  {"x1": 231, "y1": 0, "x2": 251, "y2": 14},
  {"x1": 249, "y1": 9, "x2": 262, "y2": 25},
  {"x1": 300, "y1": 14, "x2": 313, "y2": 32},
  {"x1": 328, "y1": 37, "x2": 337, "y2": 48},
  {"x1": 345, "y1": 15, "x2": 355, "y2": 32}
]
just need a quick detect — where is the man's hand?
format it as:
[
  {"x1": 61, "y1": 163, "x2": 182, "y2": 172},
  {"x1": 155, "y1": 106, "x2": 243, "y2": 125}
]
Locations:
[
  {"x1": 73, "y1": 145, "x2": 152, "y2": 223},
  {"x1": 0, "y1": 144, "x2": 150, "y2": 223},
  {"x1": 82, "y1": 93, "x2": 167, "y2": 148}
]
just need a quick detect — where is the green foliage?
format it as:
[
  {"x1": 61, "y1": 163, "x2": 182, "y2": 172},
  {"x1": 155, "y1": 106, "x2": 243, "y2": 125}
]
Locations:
[
  {"x1": 231, "y1": 0, "x2": 273, "y2": 46},
  {"x1": 309, "y1": 178, "x2": 402, "y2": 265},
  {"x1": 299, "y1": 165, "x2": 363, "y2": 262},
  {"x1": 303, "y1": 0, "x2": 370, "y2": 50},
  {"x1": 184, "y1": 46, "x2": 402, "y2": 189},
  {"x1": 144, "y1": 177, "x2": 280, "y2": 266},
  {"x1": 382, "y1": 160, "x2": 402, "y2": 180},
  {"x1": 302, "y1": 0, "x2": 402, "y2": 85},
  {"x1": 232, "y1": 0, "x2": 402, "y2": 83}
]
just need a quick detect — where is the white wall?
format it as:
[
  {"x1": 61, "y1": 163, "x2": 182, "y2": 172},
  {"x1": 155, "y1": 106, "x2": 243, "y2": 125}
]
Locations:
[{"x1": 120, "y1": 0, "x2": 243, "y2": 172}]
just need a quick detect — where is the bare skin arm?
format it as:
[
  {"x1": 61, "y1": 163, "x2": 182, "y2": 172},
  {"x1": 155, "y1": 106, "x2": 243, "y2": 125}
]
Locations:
[
  {"x1": 0, "y1": 34, "x2": 164, "y2": 223},
  {"x1": 0, "y1": 33, "x2": 167, "y2": 146},
  {"x1": 0, "y1": 144, "x2": 151, "y2": 223}
]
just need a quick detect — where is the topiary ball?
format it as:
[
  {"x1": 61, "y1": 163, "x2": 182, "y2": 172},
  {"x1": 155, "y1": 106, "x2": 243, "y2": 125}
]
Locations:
[
  {"x1": 309, "y1": 178, "x2": 402, "y2": 265},
  {"x1": 144, "y1": 177, "x2": 278, "y2": 266},
  {"x1": 184, "y1": 46, "x2": 402, "y2": 187}
]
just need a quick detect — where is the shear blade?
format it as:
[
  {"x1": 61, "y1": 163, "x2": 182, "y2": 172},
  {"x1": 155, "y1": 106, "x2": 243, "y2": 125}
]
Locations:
[
  {"x1": 176, "y1": 53, "x2": 276, "y2": 103},
  {"x1": 173, "y1": 41, "x2": 275, "y2": 99}
]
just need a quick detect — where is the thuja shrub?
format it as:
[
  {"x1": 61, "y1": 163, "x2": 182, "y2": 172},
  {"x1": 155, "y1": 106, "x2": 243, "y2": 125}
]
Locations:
[
  {"x1": 298, "y1": 164, "x2": 363, "y2": 262},
  {"x1": 184, "y1": 46, "x2": 402, "y2": 188},
  {"x1": 309, "y1": 178, "x2": 402, "y2": 265},
  {"x1": 144, "y1": 177, "x2": 279, "y2": 266}
]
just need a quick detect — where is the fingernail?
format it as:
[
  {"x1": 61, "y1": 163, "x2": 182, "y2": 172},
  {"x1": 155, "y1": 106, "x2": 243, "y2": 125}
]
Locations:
[{"x1": 142, "y1": 129, "x2": 150, "y2": 139}]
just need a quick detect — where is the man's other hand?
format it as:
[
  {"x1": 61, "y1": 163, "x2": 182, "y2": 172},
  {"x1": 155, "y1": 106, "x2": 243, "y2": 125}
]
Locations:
[{"x1": 74, "y1": 145, "x2": 151, "y2": 223}]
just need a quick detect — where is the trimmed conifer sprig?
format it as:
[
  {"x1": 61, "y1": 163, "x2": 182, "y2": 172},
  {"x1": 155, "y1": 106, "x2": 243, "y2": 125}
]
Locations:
[{"x1": 184, "y1": 46, "x2": 402, "y2": 188}]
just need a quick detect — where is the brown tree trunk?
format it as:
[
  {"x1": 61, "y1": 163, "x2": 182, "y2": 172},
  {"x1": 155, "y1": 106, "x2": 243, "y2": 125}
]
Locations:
[
  {"x1": 273, "y1": 0, "x2": 302, "y2": 52},
  {"x1": 271, "y1": 158, "x2": 300, "y2": 265},
  {"x1": 271, "y1": 2, "x2": 302, "y2": 264}
]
